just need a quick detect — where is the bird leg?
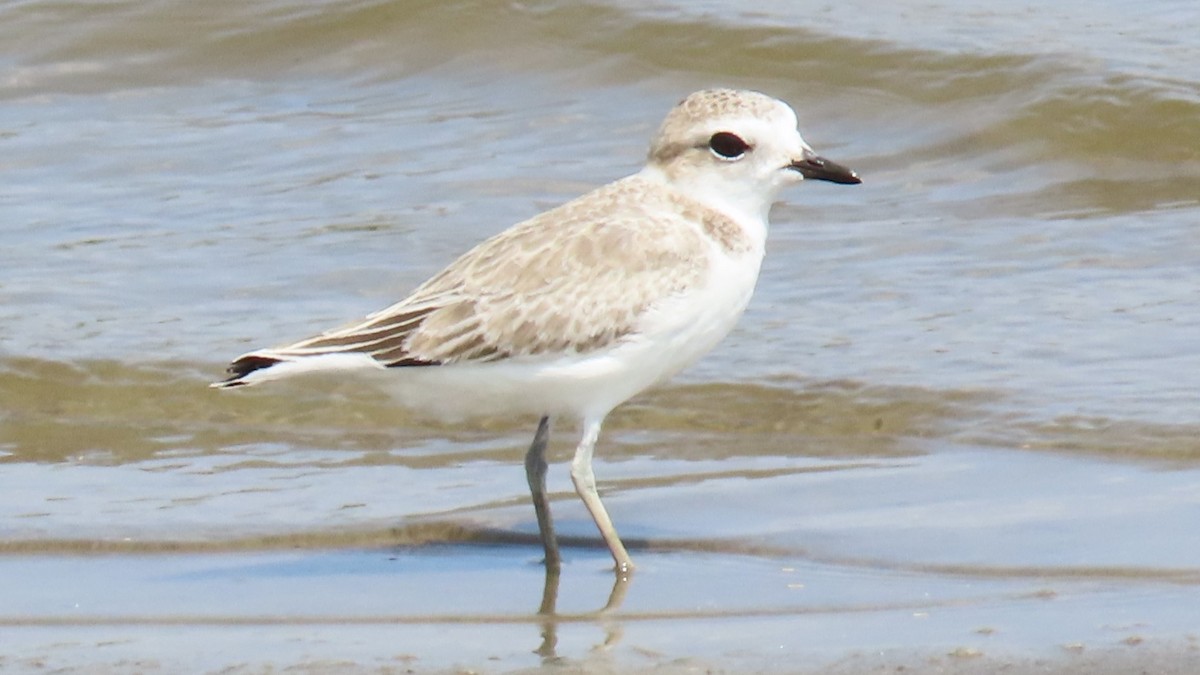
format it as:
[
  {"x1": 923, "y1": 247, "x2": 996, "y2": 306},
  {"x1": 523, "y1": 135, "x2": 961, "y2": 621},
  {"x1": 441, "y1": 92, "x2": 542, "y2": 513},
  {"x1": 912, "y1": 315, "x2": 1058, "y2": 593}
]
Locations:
[
  {"x1": 524, "y1": 415, "x2": 561, "y2": 572},
  {"x1": 570, "y1": 418, "x2": 634, "y2": 574}
]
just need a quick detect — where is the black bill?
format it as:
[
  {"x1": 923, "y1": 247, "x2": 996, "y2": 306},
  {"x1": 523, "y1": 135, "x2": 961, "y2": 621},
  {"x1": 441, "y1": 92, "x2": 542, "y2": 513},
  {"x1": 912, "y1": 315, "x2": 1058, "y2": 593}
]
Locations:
[{"x1": 789, "y1": 152, "x2": 861, "y2": 185}]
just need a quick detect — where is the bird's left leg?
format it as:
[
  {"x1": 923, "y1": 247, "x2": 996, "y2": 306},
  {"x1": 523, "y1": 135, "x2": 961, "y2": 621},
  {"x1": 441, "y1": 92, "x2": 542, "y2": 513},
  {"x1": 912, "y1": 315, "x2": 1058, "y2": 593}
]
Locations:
[{"x1": 524, "y1": 415, "x2": 561, "y2": 571}]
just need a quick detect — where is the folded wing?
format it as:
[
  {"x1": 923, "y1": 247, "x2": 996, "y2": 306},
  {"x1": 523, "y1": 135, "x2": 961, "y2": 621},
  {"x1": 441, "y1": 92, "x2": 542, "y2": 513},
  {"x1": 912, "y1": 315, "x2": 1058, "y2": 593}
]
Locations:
[{"x1": 215, "y1": 178, "x2": 713, "y2": 387}]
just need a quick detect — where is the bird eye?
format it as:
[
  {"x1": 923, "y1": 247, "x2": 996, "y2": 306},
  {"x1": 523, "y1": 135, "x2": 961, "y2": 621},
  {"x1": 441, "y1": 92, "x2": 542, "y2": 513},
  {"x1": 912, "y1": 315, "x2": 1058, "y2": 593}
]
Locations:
[{"x1": 708, "y1": 132, "x2": 749, "y2": 160}]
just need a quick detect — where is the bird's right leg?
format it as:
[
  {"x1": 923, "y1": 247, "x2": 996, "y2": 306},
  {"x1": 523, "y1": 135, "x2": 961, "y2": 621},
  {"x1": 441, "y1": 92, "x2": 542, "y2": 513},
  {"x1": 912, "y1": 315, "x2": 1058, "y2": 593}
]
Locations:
[{"x1": 570, "y1": 418, "x2": 634, "y2": 574}]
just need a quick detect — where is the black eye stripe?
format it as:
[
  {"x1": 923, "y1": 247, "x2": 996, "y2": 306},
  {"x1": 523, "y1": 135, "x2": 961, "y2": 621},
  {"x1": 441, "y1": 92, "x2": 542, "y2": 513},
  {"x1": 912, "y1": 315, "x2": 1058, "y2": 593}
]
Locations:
[{"x1": 708, "y1": 132, "x2": 749, "y2": 159}]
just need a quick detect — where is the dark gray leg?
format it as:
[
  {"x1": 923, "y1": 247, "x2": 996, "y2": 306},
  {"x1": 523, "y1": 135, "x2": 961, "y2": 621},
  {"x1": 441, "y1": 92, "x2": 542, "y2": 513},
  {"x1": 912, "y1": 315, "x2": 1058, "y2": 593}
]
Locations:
[{"x1": 524, "y1": 416, "x2": 561, "y2": 571}]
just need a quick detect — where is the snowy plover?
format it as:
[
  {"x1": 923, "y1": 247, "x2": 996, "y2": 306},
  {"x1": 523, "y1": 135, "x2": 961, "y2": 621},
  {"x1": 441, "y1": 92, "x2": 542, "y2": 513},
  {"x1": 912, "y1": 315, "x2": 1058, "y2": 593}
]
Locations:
[{"x1": 214, "y1": 88, "x2": 860, "y2": 574}]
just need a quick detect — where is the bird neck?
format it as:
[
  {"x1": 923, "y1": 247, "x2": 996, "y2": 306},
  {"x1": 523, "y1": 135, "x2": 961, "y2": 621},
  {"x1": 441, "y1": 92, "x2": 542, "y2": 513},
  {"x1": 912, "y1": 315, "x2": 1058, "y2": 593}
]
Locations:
[{"x1": 637, "y1": 165, "x2": 773, "y2": 246}]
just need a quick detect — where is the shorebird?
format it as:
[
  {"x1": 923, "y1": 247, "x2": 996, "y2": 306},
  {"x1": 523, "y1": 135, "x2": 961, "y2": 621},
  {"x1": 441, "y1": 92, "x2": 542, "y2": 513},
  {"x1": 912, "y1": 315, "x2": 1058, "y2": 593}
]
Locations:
[{"x1": 213, "y1": 88, "x2": 860, "y2": 574}]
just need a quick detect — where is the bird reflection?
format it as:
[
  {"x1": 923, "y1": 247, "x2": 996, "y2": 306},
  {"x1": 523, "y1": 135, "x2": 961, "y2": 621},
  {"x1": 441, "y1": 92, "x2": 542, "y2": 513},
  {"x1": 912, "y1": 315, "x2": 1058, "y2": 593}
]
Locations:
[{"x1": 532, "y1": 563, "x2": 631, "y2": 661}]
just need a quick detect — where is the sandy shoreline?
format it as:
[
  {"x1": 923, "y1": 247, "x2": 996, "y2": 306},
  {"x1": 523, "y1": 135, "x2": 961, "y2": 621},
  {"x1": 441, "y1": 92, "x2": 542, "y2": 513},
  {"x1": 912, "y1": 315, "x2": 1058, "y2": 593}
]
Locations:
[{"x1": 4, "y1": 627, "x2": 1196, "y2": 674}]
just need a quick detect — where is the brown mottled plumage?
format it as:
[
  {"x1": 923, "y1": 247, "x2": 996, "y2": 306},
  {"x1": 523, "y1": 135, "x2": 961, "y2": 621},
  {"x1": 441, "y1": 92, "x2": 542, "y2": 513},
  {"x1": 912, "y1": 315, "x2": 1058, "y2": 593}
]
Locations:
[{"x1": 240, "y1": 174, "x2": 719, "y2": 370}]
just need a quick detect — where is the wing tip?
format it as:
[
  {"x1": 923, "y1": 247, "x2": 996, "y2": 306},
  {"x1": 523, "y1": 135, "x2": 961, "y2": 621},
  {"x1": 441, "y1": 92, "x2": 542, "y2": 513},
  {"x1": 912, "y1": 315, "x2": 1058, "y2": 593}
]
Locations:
[{"x1": 211, "y1": 354, "x2": 283, "y2": 389}]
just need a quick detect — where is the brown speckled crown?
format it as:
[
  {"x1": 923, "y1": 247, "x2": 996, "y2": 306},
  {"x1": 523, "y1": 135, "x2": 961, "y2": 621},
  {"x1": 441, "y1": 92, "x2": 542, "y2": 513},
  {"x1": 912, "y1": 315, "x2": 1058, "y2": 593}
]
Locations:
[{"x1": 649, "y1": 89, "x2": 789, "y2": 164}]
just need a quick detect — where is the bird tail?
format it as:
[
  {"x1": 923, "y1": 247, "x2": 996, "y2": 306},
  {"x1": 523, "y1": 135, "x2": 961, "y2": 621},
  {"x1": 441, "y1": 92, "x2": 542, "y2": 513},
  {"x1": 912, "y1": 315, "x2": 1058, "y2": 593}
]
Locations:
[
  {"x1": 210, "y1": 350, "x2": 386, "y2": 389},
  {"x1": 210, "y1": 353, "x2": 285, "y2": 388}
]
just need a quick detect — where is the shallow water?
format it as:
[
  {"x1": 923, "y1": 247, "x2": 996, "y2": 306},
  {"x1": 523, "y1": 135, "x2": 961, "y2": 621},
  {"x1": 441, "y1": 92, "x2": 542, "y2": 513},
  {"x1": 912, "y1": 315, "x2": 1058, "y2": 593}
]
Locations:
[{"x1": 2, "y1": 0, "x2": 1199, "y2": 671}]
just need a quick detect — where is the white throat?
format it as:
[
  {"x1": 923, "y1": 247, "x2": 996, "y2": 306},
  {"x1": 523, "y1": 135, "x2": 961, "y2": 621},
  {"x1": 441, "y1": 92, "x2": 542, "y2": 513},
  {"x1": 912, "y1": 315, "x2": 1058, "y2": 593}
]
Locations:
[{"x1": 638, "y1": 163, "x2": 776, "y2": 248}]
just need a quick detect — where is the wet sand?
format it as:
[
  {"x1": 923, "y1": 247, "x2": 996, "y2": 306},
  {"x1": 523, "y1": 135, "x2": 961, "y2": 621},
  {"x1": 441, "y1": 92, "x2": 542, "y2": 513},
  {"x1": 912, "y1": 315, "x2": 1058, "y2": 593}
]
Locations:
[
  {"x1": 4, "y1": 434, "x2": 1199, "y2": 673},
  {"x1": 3, "y1": 544, "x2": 1197, "y2": 673}
]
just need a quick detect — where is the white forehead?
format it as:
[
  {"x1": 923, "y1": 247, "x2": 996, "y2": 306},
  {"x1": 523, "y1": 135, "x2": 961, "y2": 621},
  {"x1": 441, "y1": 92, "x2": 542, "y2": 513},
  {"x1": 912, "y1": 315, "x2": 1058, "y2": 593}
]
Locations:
[{"x1": 648, "y1": 89, "x2": 799, "y2": 162}]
